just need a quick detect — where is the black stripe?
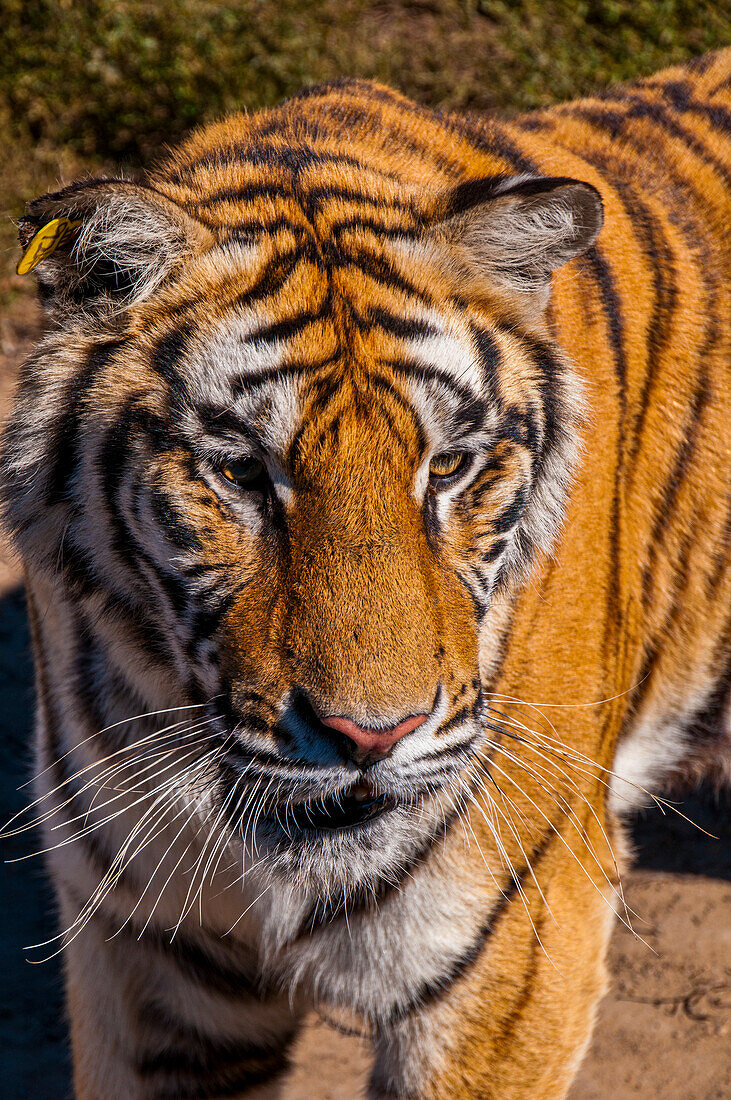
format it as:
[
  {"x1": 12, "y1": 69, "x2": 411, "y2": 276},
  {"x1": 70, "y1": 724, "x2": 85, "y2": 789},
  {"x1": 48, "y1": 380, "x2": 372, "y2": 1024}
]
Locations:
[
  {"x1": 219, "y1": 742, "x2": 317, "y2": 777},
  {"x1": 146, "y1": 248, "x2": 307, "y2": 345},
  {"x1": 300, "y1": 95, "x2": 460, "y2": 175},
  {"x1": 233, "y1": 246, "x2": 314, "y2": 305},
  {"x1": 197, "y1": 180, "x2": 420, "y2": 218},
  {"x1": 56, "y1": 531, "x2": 173, "y2": 664},
  {"x1": 583, "y1": 248, "x2": 628, "y2": 395},
  {"x1": 133, "y1": 406, "x2": 181, "y2": 453},
  {"x1": 673, "y1": 52, "x2": 714, "y2": 75},
  {"x1": 195, "y1": 402, "x2": 264, "y2": 443},
  {"x1": 626, "y1": 535, "x2": 694, "y2": 734},
  {"x1": 137, "y1": 1040, "x2": 287, "y2": 1086},
  {"x1": 331, "y1": 216, "x2": 422, "y2": 241},
  {"x1": 423, "y1": 487, "x2": 441, "y2": 548},
  {"x1": 329, "y1": 246, "x2": 435, "y2": 303},
  {"x1": 685, "y1": 642, "x2": 731, "y2": 751},
  {"x1": 367, "y1": 371, "x2": 427, "y2": 457},
  {"x1": 192, "y1": 180, "x2": 288, "y2": 210},
  {"x1": 232, "y1": 308, "x2": 327, "y2": 352},
  {"x1": 32, "y1": 633, "x2": 136, "y2": 886},
  {"x1": 58, "y1": 530, "x2": 102, "y2": 595},
  {"x1": 171, "y1": 142, "x2": 399, "y2": 183},
  {"x1": 354, "y1": 305, "x2": 439, "y2": 341},
  {"x1": 505, "y1": 329, "x2": 565, "y2": 478},
  {"x1": 661, "y1": 80, "x2": 731, "y2": 133},
  {"x1": 72, "y1": 622, "x2": 109, "y2": 736},
  {"x1": 284, "y1": 370, "x2": 343, "y2": 472},
  {"x1": 499, "y1": 407, "x2": 539, "y2": 453},
  {"x1": 46, "y1": 337, "x2": 128, "y2": 506},
  {"x1": 138, "y1": 1060, "x2": 287, "y2": 1099},
  {"x1": 446, "y1": 174, "x2": 590, "y2": 218},
  {"x1": 439, "y1": 705, "x2": 471, "y2": 735},
  {"x1": 220, "y1": 215, "x2": 310, "y2": 241},
  {"x1": 99, "y1": 910, "x2": 267, "y2": 1001},
  {"x1": 187, "y1": 588, "x2": 237, "y2": 650},
  {"x1": 641, "y1": 365, "x2": 712, "y2": 609},
  {"x1": 483, "y1": 538, "x2": 507, "y2": 564},
  {"x1": 469, "y1": 323, "x2": 501, "y2": 405},
  {"x1": 452, "y1": 116, "x2": 540, "y2": 176},
  {"x1": 148, "y1": 482, "x2": 203, "y2": 553},
  {"x1": 562, "y1": 94, "x2": 731, "y2": 189},
  {"x1": 148, "y1": 326, "x2": 192, "y2": 408},
  {"x1": 389, "y1": 818, "x2": 557, "y2": 1022},
  {"x1": 456, "y1": 568, "x2": 489, "y2": 621},
  {"x1": 491, "y1": 487, "x2": 527, "y2": 535},
  {"x1": 101, "y1": 397, "x2": 155, "y2": 587},
  {"x1": 581, "y1": 246, "x2": 628, "y2": 668},
  {"x1": 230, "y1": 357, "x2": 322, "y2": 397},
  {"x1": 381, "y1": 356, "x2": 484, "y2": 419},
  {"x1": 101, "y1": 397, "x2": 193, "y2": 621},
  {"x1": 558, "y1": 137, "x2": 680, "y2": 469},
  {"x1": 709, "y1": 73, "x2": 731, "y2": 96}
]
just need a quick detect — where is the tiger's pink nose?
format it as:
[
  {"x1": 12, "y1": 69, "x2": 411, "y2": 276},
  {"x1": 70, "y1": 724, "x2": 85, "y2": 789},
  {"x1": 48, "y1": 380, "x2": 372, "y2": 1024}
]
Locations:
[{"x1": 319, "y1": 712, "x2": 427, "y2": 758}]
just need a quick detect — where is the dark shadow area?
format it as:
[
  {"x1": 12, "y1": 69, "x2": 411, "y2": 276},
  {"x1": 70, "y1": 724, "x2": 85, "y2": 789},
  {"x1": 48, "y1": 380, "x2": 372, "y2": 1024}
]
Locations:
[
  {"x1": 1, "y1": 585, "x2": 70, "y2": 1100},
  {"x1": 0, "y1": 583, "x2": 728, "y2": 1098},
  {"x1": 631, "y1": 783, "x2": 731, "y2": 881}
]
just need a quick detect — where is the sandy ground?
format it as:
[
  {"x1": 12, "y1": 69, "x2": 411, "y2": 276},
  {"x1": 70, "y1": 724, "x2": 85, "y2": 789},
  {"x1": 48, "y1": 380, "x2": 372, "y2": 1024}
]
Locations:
[{"x1": 1, "y1": 302, "x2": 729, "y2": 1100}]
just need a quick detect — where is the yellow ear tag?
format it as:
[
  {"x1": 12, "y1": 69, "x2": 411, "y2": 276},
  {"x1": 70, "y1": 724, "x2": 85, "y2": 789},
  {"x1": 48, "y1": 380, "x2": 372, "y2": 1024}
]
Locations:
[{"x1": 16, "y1": 216, "x2": 83, "y2": 276}]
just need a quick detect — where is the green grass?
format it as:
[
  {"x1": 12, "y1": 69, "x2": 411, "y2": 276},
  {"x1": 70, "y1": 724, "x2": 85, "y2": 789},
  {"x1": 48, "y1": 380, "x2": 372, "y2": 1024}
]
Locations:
[{"x1": 1, "y1": 0, "x2": 728, "y2": 297}]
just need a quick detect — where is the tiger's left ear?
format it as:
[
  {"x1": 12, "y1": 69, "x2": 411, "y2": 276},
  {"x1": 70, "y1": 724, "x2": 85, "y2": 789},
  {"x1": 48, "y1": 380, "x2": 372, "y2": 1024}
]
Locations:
[
  {"x1": 431, "y1": 174, "x2": 603, "y2": 305},
  {"x1": 17, "y1": 178, "x2": 215, "y2": 318}
]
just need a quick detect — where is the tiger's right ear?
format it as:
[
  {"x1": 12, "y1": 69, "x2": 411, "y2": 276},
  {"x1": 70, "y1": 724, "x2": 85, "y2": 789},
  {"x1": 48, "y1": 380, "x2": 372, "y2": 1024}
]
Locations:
[
  {"x1": 17, "y1": 178, "x2": 214, "y2": 317},
  {"x1": 430, "y1": 174, "x2": 603, "y2": 309}
]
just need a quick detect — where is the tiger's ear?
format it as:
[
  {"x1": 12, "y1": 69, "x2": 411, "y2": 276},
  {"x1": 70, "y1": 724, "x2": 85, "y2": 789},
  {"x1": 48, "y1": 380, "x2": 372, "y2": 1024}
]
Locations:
[
  {"x1": 17, "y1": 178, "x2": 214, "y2": 317},
  {"x1": 431, "y1": 175, "x2": 603, "y2": 305}
]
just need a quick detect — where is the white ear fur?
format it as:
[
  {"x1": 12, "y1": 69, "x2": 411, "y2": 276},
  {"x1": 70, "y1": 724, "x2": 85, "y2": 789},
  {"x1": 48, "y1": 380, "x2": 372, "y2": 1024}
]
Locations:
[
  {"x1": 19, "y1": 179, "x2": 213, "y2": 316},
  {"x1": 433, "y1": 175, "x2": 604, "y2": 300}
]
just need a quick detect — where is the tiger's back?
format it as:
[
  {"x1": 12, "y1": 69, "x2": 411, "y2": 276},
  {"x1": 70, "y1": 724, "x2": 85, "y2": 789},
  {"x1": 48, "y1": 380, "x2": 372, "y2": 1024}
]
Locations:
[{"x1": 1, "y1": 49, "x2": 729, "y2": 1100}]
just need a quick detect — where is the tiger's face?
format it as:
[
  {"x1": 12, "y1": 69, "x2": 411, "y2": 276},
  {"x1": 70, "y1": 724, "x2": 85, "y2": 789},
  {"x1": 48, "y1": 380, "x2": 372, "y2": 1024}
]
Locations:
[{"x1": 4, "y1": 165, "x2": 600, "y2": 896}]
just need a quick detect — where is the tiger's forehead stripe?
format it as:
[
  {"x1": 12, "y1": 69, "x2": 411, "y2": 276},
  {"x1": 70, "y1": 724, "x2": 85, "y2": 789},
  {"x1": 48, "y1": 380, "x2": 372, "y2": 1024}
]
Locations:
[
  {"x1": 153, "y1": 83, "x2": 471, "y2": 248},
  {"x1": 131, "y1": 158, "x2": 516, "y2": 463}
]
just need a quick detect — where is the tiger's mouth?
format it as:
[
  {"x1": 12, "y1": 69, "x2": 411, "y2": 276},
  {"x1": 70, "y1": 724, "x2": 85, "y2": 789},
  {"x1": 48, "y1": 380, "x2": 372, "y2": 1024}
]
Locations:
[{"x1": 281, "y1": 782, "x2": 398, "y2": 833}]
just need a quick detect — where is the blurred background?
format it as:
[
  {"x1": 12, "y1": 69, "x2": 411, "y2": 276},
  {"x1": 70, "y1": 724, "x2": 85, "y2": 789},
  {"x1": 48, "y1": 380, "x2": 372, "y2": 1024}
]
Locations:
[
  {"x1": 1, "y1": 0, "x2": 729, "y2": 296},
  {"x1": 1, "y1": 4, "x2": 730, "y2": 1098}
]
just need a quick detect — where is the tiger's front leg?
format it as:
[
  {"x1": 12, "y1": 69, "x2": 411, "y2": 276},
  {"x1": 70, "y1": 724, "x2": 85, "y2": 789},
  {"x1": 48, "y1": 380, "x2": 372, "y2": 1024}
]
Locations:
[
  {"x1": 369, "y1": 822, "x2": 617, "y2": 1100},
  {"x1": 59, "y1": 893, "x2": 303, "y2": 1100}
]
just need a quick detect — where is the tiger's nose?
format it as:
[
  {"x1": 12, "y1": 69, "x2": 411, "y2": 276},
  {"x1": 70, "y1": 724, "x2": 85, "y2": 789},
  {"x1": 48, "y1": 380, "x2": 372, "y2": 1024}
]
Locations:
[{"x1": 319, "y1": 712, "x2": 428, "y2": 760}]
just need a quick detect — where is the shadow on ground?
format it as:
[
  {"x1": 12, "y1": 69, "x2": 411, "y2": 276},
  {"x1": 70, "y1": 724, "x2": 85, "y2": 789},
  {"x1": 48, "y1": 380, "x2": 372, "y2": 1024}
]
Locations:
[
  {"x1": 1, "y1": 585, "x2": 70, "y2": 1099},
  {"x1": 632, "y1": 785, "x2": 731, "y2": 881},
  {"x1": 1, "y1": 583, "x2": 728, "y2": 1099}
]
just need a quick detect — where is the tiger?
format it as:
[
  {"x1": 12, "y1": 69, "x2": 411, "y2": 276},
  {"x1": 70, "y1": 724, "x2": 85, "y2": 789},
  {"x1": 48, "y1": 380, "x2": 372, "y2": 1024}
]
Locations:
[{"x1": 1, "y1": 47, "x2": 729, "y2": 1100}]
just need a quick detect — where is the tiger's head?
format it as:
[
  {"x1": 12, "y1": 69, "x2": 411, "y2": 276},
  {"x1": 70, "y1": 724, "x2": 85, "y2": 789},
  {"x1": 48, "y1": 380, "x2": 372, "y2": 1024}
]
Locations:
[{"x1": 2, "y1": 97, "x2": 602, "y2": 899}]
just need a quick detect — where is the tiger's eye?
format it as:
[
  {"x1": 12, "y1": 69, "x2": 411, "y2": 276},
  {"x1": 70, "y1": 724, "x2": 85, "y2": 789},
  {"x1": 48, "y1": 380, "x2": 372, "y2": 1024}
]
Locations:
[
  {"x1": 220, "y1": 457, "x2": 266, "y2": 488},
  {"x1": 428, "y1": 451, "x2": 468, "y2": 482}
]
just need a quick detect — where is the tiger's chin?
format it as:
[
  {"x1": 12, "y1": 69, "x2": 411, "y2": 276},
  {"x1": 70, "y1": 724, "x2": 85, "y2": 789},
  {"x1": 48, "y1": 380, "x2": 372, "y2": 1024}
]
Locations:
[
  {"x1": 231, "y1": 783, "x2": 449, "y2": 901},
  {"x1": 277, "y1": 785, "x2": 399, "y2": 833}
]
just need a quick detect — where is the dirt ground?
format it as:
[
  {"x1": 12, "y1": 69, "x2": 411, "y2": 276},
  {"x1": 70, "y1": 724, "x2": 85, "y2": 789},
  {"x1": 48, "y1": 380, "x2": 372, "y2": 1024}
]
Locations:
[{"x1": 1, "y1": 301, "x2": 729, "y2": 1100}]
